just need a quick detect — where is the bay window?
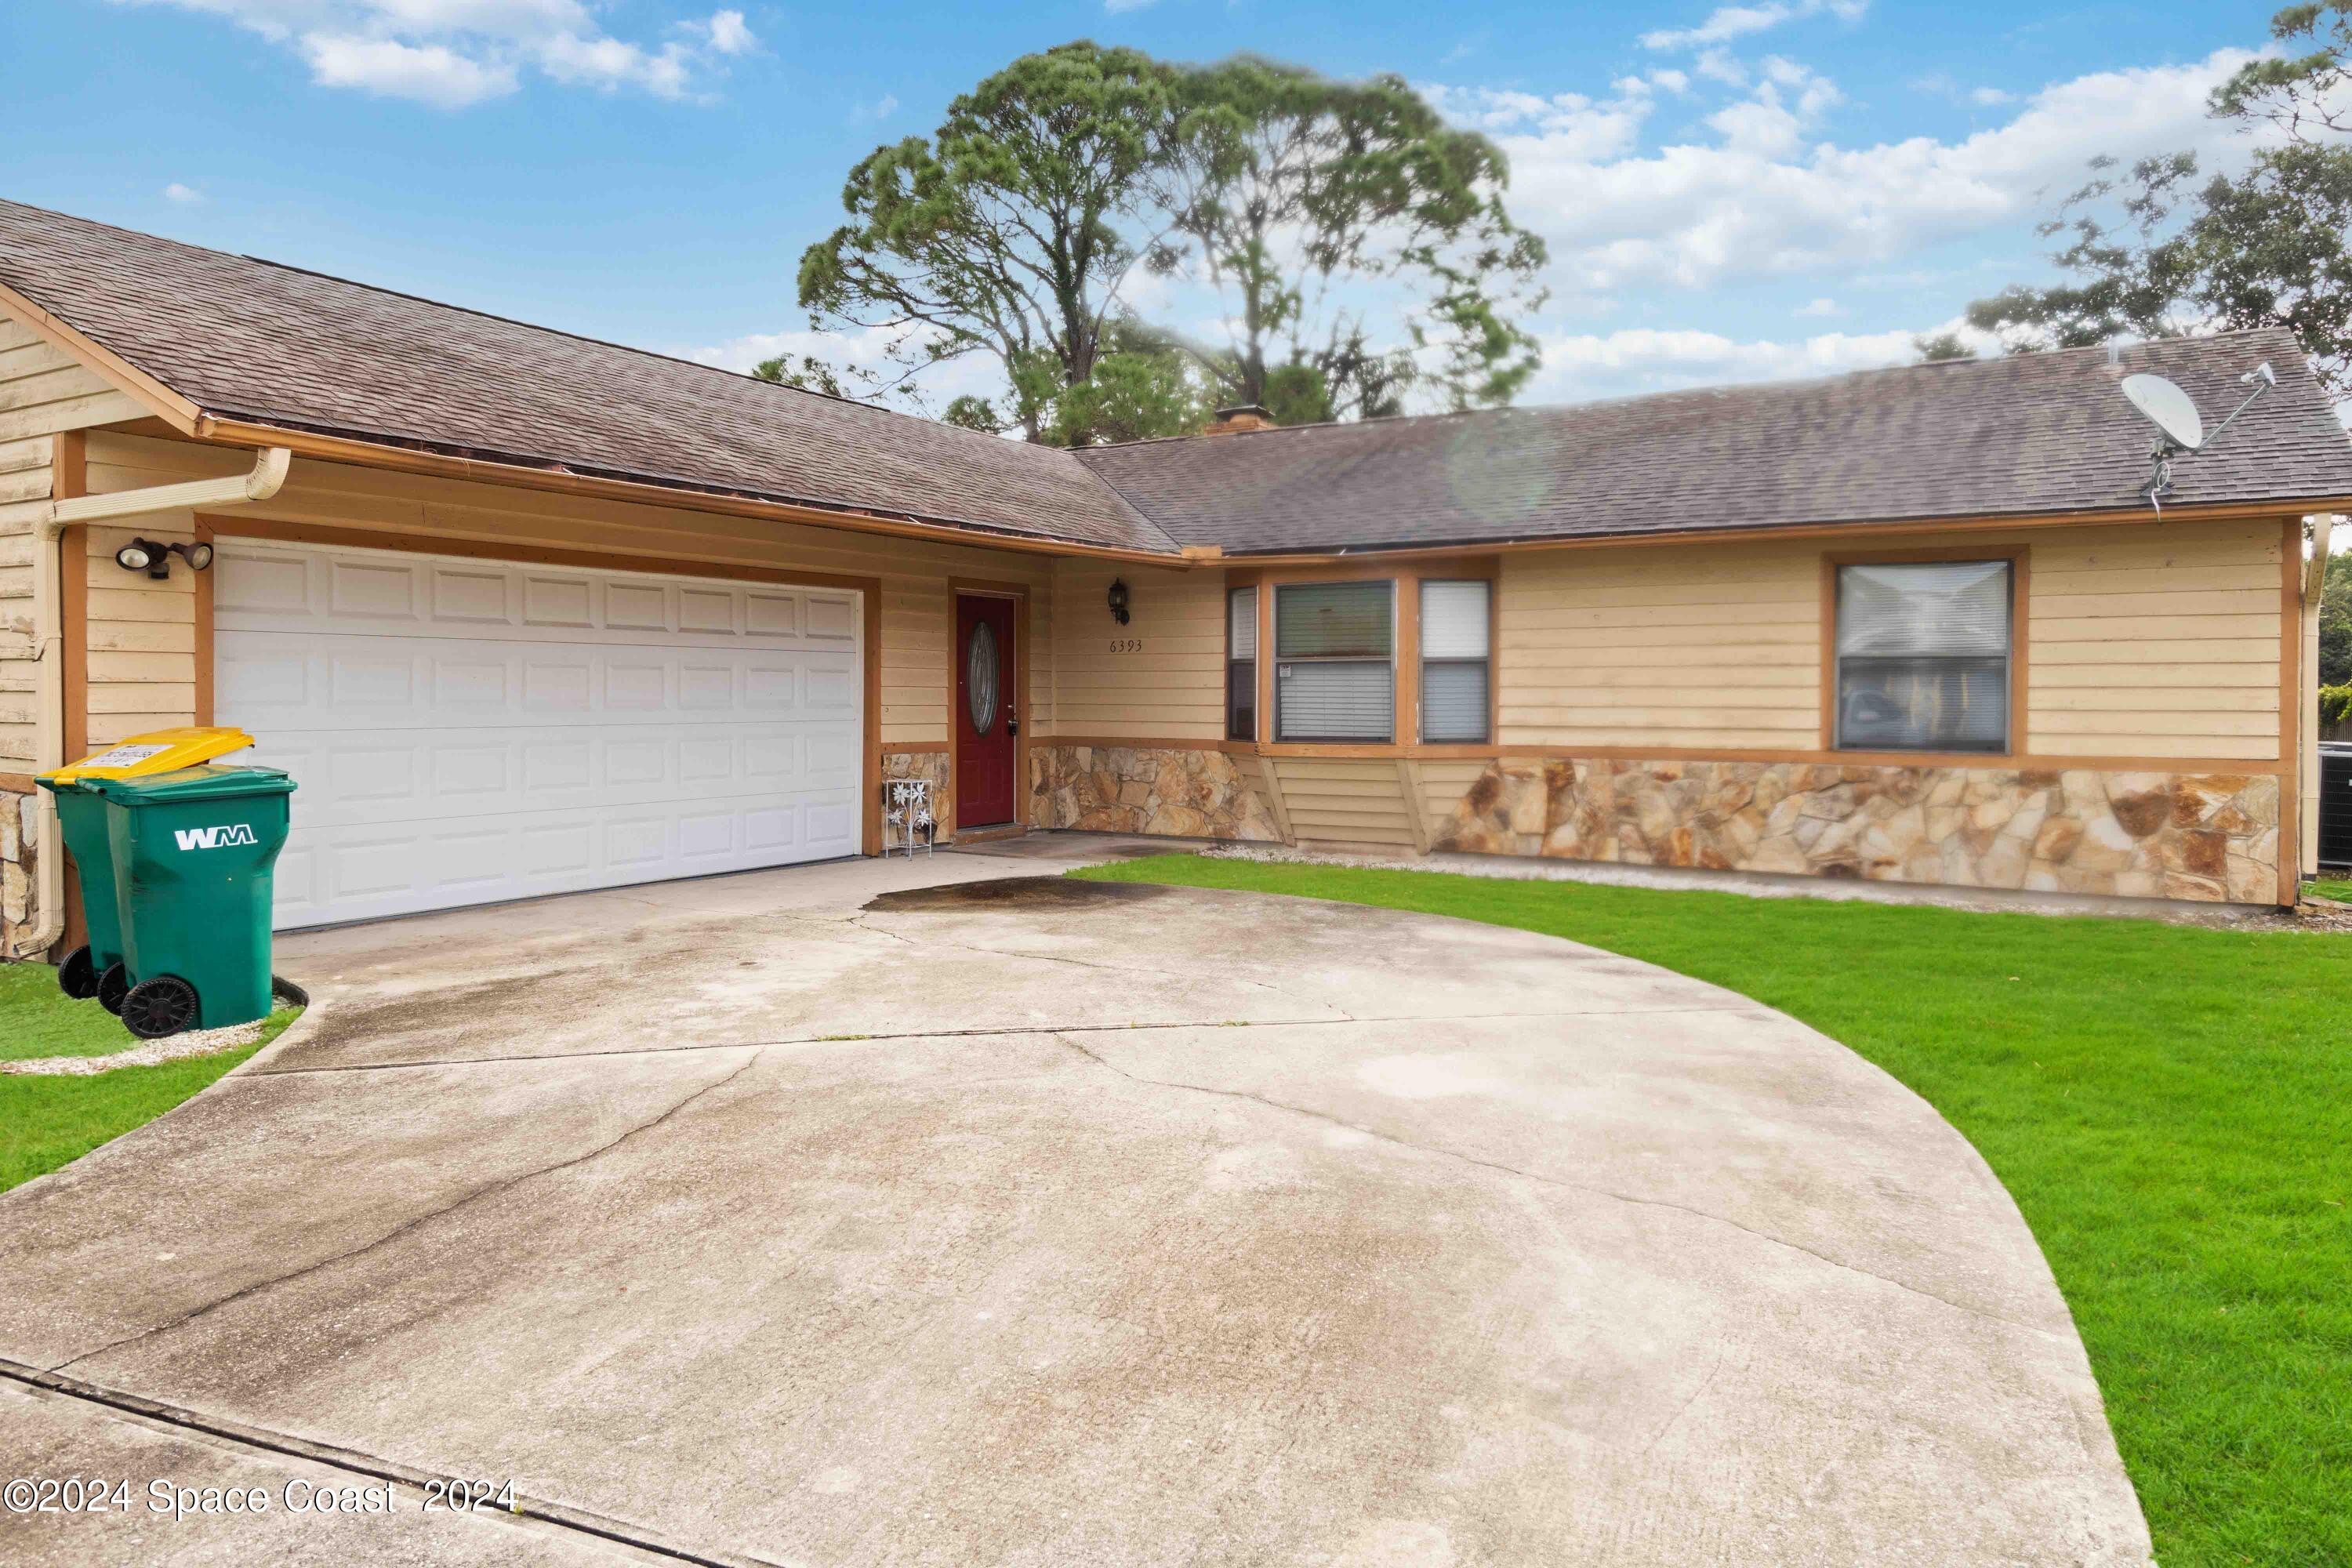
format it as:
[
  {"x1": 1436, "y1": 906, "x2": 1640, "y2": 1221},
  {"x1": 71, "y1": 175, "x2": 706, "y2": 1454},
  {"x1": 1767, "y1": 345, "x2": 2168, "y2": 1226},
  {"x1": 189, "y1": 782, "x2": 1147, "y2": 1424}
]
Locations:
[
  {"x1": 1275, "y1": 580, "x2": 1394, "y2": 742},
  {"x1": 1833, "y1": 559, "x2": 2013, "y2": 753}
]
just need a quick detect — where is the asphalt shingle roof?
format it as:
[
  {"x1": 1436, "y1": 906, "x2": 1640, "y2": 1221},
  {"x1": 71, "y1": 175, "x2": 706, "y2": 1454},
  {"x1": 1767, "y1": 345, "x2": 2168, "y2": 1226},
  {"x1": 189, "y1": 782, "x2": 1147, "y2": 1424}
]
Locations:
[
  {"x1": 6, "y1": 198, "x2": 2350, "y2": 559},
  {"x1": 1076, "y1": 328, "x2": 2352, "y2": 553},
  {"x1": 0, "y1": 199, "x2": 1174, "y2": 554}
]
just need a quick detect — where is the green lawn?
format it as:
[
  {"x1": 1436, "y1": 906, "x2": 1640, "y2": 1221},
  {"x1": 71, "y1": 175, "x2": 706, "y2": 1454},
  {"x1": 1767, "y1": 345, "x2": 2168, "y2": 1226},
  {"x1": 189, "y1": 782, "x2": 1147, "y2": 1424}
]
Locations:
[
  {"x1": 2309, "y1": 876, "x2": 2352, "y2": 903},
  {"x1": 1073, "y1": 855, "x2": 2351, "y2": 1568},
  {"x1": 0, "y1": 959, "x2": 169, "y2": 1061},
  {"x1": 0, "y1": 960, "x2": 302, "y2": 1192}
]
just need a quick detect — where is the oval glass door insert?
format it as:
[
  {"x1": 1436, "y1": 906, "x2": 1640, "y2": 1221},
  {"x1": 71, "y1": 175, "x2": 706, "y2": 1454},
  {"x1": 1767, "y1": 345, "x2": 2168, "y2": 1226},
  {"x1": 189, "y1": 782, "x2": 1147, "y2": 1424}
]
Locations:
[{"x1": 966, "y1": 619, "x2": 1000, "y2": 735}]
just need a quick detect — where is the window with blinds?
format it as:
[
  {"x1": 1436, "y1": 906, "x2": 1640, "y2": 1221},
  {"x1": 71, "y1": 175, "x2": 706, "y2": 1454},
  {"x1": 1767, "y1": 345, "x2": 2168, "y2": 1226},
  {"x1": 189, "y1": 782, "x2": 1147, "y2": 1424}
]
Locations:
[
  {"x1": 1835, "y1": 560, "x2": 2012, "y2": 752},
  {"x1": 1420, "y1": 579, "x2": 1490, "y2": 742},
  {"x1": 1276, "y1": 580, "x2": 1395, "y2": 742},
  {"x1": 1227, "y1": 586, "x2": 1257, "y2": 742}
]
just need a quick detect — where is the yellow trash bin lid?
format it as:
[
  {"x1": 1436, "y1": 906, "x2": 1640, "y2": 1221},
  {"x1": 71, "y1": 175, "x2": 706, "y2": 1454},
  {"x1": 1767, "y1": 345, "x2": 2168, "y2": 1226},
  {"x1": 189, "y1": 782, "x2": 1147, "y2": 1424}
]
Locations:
[{"x1": 45, "y1": 726, "x2": 256, "y2": 784}]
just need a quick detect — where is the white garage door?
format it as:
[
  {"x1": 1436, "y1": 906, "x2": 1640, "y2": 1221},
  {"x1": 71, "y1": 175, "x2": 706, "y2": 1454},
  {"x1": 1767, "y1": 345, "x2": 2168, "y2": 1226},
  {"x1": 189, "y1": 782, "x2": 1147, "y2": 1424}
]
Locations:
[{"x1": 214, "y1": 539, "x2": 864, "y2": 930}]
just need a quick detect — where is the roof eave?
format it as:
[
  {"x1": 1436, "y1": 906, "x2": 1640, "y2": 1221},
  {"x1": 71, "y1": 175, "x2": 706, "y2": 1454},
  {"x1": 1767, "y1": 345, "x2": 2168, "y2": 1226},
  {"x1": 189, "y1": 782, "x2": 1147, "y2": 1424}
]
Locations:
[
  {"x1": 190, "y1": 415, "x2": 1196, "y2": 565},
  {"x1": 1204, "y1": 495, "x2": 2352, "y2": 563}
]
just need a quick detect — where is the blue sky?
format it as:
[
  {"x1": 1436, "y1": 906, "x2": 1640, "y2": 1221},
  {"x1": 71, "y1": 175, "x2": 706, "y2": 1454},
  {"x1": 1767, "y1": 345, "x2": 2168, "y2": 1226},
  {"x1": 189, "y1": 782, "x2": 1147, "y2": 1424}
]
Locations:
[{"x1": 0, "y1": 0, "x2": 2289, "y2": 410}]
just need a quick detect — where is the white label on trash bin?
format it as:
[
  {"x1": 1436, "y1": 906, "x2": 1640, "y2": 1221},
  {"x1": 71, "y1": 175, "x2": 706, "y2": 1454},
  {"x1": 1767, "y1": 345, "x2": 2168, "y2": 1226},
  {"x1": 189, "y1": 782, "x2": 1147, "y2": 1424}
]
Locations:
[
  {"x1": 173, "y1": 824, "x2": 260, "y2": 851},
  {"x1": 81, "y1": 743, "x2": 172, "y2": 768}
]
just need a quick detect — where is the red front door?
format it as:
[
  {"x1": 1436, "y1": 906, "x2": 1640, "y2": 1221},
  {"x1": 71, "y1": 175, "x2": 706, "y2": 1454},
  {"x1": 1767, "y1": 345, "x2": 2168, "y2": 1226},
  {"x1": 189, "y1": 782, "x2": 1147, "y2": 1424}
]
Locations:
[{"x1": 955, "y1": 593, "x2": 1018, "y2": 828}]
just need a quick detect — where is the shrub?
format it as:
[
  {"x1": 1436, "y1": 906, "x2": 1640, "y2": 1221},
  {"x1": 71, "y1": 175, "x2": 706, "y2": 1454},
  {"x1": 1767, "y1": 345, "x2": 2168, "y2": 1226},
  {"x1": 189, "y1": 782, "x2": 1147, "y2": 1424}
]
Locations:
[{"x1": 2321, "y1": 684, "x2": 2352, "y2": 731}]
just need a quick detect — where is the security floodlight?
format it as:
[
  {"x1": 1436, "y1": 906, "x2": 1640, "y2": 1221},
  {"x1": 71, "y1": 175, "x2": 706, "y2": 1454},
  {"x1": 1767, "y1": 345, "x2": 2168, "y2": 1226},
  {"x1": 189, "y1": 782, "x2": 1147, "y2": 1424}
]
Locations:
[{"x1": 112, "y1": 538, "x2": 215, "y2": 579}]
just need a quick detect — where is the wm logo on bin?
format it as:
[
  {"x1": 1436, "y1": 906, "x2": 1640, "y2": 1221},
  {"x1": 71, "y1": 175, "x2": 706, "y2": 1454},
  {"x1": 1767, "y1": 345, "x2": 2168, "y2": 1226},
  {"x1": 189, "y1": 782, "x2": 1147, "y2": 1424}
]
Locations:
[{"x1": 173, "y1": 824, "x2": 260, "y2": 851}]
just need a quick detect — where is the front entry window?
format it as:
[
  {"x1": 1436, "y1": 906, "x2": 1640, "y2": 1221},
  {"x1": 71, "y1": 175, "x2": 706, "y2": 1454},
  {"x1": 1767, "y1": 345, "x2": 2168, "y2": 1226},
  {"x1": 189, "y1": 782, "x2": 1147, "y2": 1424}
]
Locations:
[{"x1": 966, "y1": 619, "x2": 1000, "y2": 735}]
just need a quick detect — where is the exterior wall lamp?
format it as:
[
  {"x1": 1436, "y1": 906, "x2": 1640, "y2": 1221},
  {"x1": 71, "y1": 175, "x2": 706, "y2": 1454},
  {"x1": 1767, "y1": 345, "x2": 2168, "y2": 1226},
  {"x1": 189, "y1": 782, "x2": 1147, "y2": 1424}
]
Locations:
[
  {"x1": 114, "y1": 538, "x2": 215, "y2": 579},
  {"x1": 1107, "y1": 578, "x2": 1131, "y2": 626}
]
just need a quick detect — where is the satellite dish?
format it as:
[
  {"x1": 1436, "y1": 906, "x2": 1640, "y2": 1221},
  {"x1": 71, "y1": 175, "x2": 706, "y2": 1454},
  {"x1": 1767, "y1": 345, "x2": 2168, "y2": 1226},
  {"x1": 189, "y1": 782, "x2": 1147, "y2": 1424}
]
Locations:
[
  {"x1": 2122, "y1": 374, "x2": 2205, "y2": 449},
  {"x1": 2117, "y1": 360, "x2": 2278, "y2": 514}
]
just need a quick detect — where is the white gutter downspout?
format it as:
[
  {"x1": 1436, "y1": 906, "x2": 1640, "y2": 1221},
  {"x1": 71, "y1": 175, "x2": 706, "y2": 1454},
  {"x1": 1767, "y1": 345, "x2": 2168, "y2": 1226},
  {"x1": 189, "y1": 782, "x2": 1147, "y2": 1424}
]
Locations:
[
  {"x1": 11, "y1": 447, "x2": 291, "y2": 960},
  {"x1": 2302, "y1": 514, "x2": 2339, "y2": 895}
]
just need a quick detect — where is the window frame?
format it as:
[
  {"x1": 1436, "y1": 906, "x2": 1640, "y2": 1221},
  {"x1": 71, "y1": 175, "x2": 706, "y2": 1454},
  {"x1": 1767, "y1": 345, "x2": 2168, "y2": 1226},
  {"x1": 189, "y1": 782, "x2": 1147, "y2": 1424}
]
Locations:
[
  {"x1": 1225, "y1": 585, "x2": 1258, "y2": 742},
  {"x1": 1417, "y1": 578, "x2": 1494, "y2": 744},
  {"x1": 1273, "y1": 579, "x2": 1399, "y2": 744},
  {"x1": 1221, "y1": 558, "x2": 1501, "y2": 753},
  {"x1": 1821, "y1": 546, "x2": 2028, "y2": 760}
]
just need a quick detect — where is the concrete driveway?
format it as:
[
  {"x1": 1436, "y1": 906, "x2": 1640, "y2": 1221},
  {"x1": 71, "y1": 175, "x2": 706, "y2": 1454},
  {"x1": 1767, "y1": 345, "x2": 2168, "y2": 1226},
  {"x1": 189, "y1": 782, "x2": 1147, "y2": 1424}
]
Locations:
[{"x1": 0, "y1": 841, "x2": 2148, "y2": 1566}]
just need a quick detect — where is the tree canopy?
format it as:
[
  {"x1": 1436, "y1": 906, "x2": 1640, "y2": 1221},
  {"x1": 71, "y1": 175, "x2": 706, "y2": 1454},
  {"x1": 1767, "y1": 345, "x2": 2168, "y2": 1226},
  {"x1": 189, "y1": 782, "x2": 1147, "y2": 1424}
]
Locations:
[
  {"x1": 1966, "y1": 4, "x2": 2352, "y2": 400},
  {"x1": 790, "y1": 42, "x2": 1546, "y2": 445}
]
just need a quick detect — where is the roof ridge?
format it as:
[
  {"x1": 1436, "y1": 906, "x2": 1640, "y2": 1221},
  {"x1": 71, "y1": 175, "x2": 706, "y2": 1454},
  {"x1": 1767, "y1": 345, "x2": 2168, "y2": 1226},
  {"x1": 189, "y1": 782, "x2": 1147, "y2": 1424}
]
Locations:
[{"x1": 1074, "y1": 325, "x2": 2309, "y2": 456}]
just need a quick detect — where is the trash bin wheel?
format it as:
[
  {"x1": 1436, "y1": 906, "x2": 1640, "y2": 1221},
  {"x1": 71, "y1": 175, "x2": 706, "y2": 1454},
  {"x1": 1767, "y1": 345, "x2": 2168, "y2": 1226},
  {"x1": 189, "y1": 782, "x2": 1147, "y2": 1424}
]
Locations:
[
  {"x1": 96, "y1": 963, "x2": 131, "y2": 1016},
  {"x1": 59, "y1": 946, "x2": 100, "y2": 1000},
  {"x1": 122, "y1": 975, "x2": 200, "y2": 1040}
]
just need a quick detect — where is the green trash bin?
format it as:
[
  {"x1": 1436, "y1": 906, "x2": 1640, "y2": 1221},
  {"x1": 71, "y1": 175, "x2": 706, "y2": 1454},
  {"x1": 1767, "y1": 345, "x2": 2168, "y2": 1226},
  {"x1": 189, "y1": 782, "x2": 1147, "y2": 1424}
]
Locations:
[
  {"x1": 89, "y1": 764, "x2": 296, "y2": 1039},
  {"x1": 36, "y1": 726, "x2": 260, "y2": 1013}
]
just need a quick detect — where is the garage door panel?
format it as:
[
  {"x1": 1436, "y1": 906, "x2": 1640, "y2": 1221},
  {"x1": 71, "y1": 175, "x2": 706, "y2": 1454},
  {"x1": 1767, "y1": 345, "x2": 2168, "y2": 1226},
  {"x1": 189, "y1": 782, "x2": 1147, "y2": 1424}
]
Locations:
[
  {"x1": 220, "y1": 635, "x2": 855, "y2": 731},
  {"x1": 216, "y1": 541, "x2": 865, "y2": 929},
  {"x1": 267, "y1": 789, "x2": 858, "y2": 927},
  {"x1": 245, "y1": 721, "x2": 854, "y2": 829},
  {"x1": 219, "y1": 543, "x2": 859, "y2": 651}
]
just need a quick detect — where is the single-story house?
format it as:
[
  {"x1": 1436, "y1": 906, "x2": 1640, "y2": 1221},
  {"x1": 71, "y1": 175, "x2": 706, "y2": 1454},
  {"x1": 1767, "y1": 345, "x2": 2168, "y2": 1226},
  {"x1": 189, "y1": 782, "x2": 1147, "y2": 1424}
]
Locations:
[{"x1": 4, "y1": 197, "x2": 2348, "y2": 951}]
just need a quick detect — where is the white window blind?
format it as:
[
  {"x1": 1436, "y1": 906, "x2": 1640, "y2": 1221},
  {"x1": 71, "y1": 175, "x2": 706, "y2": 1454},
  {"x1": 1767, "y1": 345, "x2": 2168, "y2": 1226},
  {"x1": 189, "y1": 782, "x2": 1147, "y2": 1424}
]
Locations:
[
  {"x1": 1835, "y1": 561, "x2": 2011, "y2": 752},
  {"x1": 1420, "y1": 580, "x2": 1490, "y2": 743},
  {"x1": 1229, "y1": 586, "x2": 1258, "y2": 659},
  {"x1": 1276, "y1": 581, "x2": 1394, "y2": 742}
]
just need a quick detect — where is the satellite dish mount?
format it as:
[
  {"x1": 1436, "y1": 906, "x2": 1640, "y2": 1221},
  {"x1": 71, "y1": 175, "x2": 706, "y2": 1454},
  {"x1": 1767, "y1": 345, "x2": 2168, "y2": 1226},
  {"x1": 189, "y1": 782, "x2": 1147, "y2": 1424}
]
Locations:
[{"x1": 2121, "y1": 361, "x2": 2276, "y2": 515}]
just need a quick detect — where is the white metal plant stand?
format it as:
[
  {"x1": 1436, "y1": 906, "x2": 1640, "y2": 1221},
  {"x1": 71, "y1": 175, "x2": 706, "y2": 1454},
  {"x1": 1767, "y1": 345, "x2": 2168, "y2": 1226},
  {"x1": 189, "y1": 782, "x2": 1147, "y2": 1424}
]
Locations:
[{"x1": 884, "y1": 779, "x2": 936, "y2": 858}]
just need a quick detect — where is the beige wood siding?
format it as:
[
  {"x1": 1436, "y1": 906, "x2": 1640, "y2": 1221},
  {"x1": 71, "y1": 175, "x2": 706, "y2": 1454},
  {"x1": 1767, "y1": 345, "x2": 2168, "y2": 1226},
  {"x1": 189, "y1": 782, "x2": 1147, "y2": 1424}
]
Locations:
[
  {"x1": 2024, "y1": 520, "x2": 2283, "y2": 760},
  {"x1": 1048, "y1": 559, "x2": 1224, "y2": 740},
  {"x1": 1499, "y1": 517, "x2": 2284, "y2": 763},
  {"x1": 1414, "y1": 758, "x2": 1490, "y2": 829},
  {"x1": 0, "y1": 421, "x2": 46, "y2": 764},
  {"x1": 1498, "y1": 543, "x2": 1821, "y2": 750},
  {"x1": 0, "y1": 318, "x2": 142, "y2": 446},
  {"x1": 83, "y1": 432, "x2": 1062, "y2": 747},
  {"x1": 1269, "y1": 757, "x2": 1417, "y2": 849}
]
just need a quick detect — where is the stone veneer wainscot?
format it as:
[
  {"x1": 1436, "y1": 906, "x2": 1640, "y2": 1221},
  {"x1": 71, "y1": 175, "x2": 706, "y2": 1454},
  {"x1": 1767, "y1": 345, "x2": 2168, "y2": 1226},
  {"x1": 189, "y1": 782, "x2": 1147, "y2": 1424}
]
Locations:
[
  {"x1": 1432, "y1": 759, "x2": 2281, "y2": 904},
  {"x1": 1030, "y1": 746, "x2": 1282, "y2": 842}
]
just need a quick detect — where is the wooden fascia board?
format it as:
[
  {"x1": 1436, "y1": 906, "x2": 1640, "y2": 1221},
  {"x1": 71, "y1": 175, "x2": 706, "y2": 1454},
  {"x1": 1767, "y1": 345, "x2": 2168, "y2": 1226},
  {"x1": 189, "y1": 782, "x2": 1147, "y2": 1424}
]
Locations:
[
  {"x1": 188, "y1": 417, "x2": 1195, "y2": 568},
  {"x1": 1213, "y1": 497, "x2": 2352, "y2": 565},
  {"x1": 0, "y1": 278, "x2": 204, "y2": 434}
]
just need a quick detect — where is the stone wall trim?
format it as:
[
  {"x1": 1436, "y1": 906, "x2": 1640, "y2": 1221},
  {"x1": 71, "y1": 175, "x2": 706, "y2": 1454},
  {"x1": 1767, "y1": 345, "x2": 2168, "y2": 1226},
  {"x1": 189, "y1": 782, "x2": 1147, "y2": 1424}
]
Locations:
[{"x1": 1432, "y1": 758, "x2": 2281, "y2": 906}]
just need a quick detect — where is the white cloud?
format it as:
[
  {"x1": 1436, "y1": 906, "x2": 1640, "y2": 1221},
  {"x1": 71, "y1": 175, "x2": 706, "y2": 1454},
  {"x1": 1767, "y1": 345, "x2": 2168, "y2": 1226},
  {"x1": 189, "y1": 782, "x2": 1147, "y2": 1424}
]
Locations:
[
  {"x1": 851, "y1": 92, "x2": 898, "y2": 125},
  {"x1": 702, "y1": 9, "x2": 753, "y2": 54},
  {"x1": 302, "y1": 33, "x2": 519, "y2": 106},
  {"x1": 1795, "y1": 296, "x2": 1841, "y2": 316},
  {"x1": 162, "y1": 182, "x2": 203, "y2": 204},
  {"x1": 687, "y1": 322, "x2": 1008, "y2": 413},
  {"x1": 1639, "y1": 0, "x2": 1866, "y2": 52},
  {"x1": 1969, "y1": 85, "x2": 2013, "y2": 106},
  {"x1": 131, "y1": 0, "x2": 754, "y2": 107},
  {"x1": 1421, "y1": 83, "x2": 1653, "y2": 162},
  {"x1": 1470, "y1": 48, "x2": 2270, "y2": 292},
  {"x1": 1524, "y1": 318, "x2": 1995, "y2": 403}
]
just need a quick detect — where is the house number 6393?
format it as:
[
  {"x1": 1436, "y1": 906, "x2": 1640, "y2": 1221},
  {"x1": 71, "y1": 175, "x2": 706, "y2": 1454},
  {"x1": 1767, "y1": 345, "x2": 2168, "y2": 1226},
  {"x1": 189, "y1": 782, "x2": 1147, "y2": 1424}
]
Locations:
[{"x1": 1109, "y1": 638, "x2": 1143, "y2": 653}]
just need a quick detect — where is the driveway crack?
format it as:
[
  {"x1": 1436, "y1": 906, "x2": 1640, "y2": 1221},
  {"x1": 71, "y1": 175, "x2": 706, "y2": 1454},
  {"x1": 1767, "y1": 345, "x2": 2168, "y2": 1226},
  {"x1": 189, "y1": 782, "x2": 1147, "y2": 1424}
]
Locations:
[
  {"x1": 1046, "y1": 1033, "x2": 2058, "y2": 1339},
  {"x1": 49, "y1": 1049, "x2": 767, "y2": 1376}
]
